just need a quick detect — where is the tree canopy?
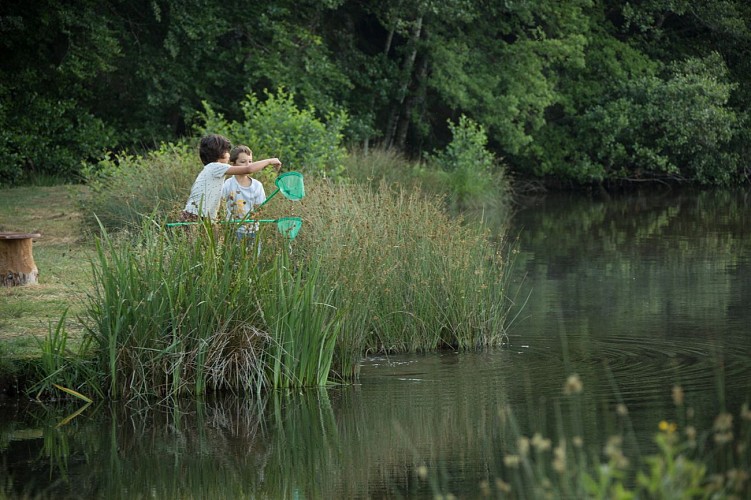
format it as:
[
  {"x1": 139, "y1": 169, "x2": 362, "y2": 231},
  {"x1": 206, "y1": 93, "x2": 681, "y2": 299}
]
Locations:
[{"x1": 1, "y1": 0, "x2": 749, "y2": 186}]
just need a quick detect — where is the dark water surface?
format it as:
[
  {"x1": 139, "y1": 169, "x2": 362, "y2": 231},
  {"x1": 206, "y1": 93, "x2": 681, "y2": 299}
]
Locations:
[{"x1": 2, "y1": 188, "x2": 750, "y2": 498}]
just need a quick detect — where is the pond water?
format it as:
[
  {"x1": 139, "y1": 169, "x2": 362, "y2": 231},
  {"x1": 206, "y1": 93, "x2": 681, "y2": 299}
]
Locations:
[{"x1": 2, "y1": 188, "x2": 750, "y2": 498}]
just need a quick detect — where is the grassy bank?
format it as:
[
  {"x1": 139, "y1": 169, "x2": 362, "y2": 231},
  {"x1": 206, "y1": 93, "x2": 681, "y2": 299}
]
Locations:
[{"x1": 0, "y1": 186, "x2": 92, "y2": 357}]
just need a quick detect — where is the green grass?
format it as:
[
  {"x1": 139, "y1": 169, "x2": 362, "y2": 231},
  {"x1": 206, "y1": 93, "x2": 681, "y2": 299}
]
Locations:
[{"x1": 0, "y1": 185, "x2": 92, "y2": 357}]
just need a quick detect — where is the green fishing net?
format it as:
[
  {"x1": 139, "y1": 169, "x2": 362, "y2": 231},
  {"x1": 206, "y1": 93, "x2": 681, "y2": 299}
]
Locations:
[{"x1": 274, "y1": 216, "x2": 302, "y2": 240}]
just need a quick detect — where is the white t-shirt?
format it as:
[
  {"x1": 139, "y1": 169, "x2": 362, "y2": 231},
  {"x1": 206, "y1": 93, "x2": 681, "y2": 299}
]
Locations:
[
  {"x1": 183, "y1": 162, "x2": 231, "y2": 218},
  {"x1": 221, "y1": 176, "x2": 266, "y2": 234}
]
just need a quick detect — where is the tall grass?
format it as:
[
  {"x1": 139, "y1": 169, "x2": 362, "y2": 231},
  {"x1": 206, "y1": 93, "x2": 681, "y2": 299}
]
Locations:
[
  {"x1": 79, "y1": 218, "x2": 340, "y2": 401},
  {"x1": 258, "y1": 257, "x2": 341, "y2": 389},
  {"x1": 292, "y1": 178, "x2": 513, "y2": 378},
  {"x1": 70, "y1": 174, "x2": 514, "y2": 398}
]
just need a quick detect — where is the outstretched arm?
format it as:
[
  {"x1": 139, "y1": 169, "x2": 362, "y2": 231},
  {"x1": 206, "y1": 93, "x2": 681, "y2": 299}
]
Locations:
[{"x1": 226, "y1": 158, "x2": 282, "y2": 175}]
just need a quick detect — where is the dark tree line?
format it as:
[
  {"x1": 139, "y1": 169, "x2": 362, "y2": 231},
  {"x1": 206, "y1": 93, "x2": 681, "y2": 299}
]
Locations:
[{"x1": 1, "y1": 0, "x2": 749, "y2": 186}]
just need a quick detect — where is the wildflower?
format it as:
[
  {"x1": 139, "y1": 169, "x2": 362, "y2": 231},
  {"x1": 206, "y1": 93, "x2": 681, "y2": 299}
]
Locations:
[
  {"x1": 604, "y1": 436, "x2": 629, "y2": 469},
  {"x1": 726, "y1": 469, "x2": 750, "y2": 491},
  {"x1": 604, "y1": 435, "x2": 623, "y2": 457},
  {"x1": 503, "y1": 454, "x2": 521, "y2": 468},
  {"x1": 741, "y1": 403, "x2": 751, "y2": 421},
  {"x1": 616, "y1": 403, "x2": 628, "y2": 417},
  {"x1": 479, "y1": 480, "x2": 491, "y2": 497},
  {"x1": 517, "y1": 436, "x2": 530, "y2": 457},
  {"x1": 417, "y1": 465, "x2": 428, "y2": 480},
  {"x1": 713, "y1": 412, "x2": 733, "y2": 432},
  {"x1": 658, "y1": 420, "x2": 677, "y2": 433},
  {"x1": 563, "y1": 374, "x2": 583, "y2": 395},
  {"x1": 552, "y1": 442, "x2": 566, "y2": 473},
  {"x1": 531, "y1": 432, "x2": 552, "y2": 452},
  {"x1": 671, "y1": 385, "x2": 684, "y2": 406},
  {"x1": 714, "y1": 431, "x2": 734, "y2": 445},
  {"x1": 685, "y1": 425, "x2": 697, "y2": 445}
]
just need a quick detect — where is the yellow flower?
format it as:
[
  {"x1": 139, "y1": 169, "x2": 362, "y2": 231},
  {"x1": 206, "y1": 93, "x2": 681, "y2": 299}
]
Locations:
[{"x1": 658, "y1": 420, "x2": 677, "y2": 433}]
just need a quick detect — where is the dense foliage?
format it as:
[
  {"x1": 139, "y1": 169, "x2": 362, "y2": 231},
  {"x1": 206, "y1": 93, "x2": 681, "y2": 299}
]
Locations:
[{"x1": 2, "y1": 0, "x2": 749, "y2": 186}]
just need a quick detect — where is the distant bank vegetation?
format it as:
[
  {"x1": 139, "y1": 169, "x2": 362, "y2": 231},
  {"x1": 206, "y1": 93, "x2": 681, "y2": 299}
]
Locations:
[{"x1": 2, "y1": 1, "x2": 750, "y2": 187}]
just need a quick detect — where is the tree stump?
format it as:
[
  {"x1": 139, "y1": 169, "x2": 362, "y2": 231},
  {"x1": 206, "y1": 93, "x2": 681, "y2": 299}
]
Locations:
[{"x1": 0, "y1": 232, "x2": 41, "y2": 286}]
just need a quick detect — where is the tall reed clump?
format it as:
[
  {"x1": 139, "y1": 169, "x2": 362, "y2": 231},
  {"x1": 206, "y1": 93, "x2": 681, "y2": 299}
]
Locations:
[
  {"x1": 80, "y1": 218, "x2": 340, "y2": 401},
  {"x1": 257, "y1": 255, "x2": 341, "y2": 389},
  {"x1": 292, "y1": 178, "x2": 513, "y2": 378}
]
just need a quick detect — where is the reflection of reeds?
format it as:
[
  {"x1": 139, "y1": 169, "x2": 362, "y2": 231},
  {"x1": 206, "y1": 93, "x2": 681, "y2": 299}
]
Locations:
[{"x1": 5, "y1": 375, "x2": 748, "y2": 498}]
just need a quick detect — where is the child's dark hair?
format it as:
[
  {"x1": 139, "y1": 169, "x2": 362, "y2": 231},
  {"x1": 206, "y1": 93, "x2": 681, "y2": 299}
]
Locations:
[
  {"x1": 199, "y1": 134, "x2": 232, "y2": 164},
  {"x1": 230, "y1": 145, "x2": 252, "y2": 164}
]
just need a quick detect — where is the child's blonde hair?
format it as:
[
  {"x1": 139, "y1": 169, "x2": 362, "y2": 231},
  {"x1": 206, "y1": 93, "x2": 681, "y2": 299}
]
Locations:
[{"x1": 229, "y1": 145, "x2": 252, "y2": 164}]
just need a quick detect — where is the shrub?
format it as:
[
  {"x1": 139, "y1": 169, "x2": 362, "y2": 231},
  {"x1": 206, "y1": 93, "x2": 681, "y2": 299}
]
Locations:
[
  {"x1": 578, "y1": 53, "x2": 741, "y2": 185},
  {"x1": 424, "y1": 115, "x2": 509, "y2": 210},
  {"x1": 76, "y1": 142, "x2": 196, "y2": 233},
  {"x1": 0, "y1": 94, "x2": 114, "y2": 186},
  {"x1": 196, "y1": 87, "x2": 348, "y2": 180}
]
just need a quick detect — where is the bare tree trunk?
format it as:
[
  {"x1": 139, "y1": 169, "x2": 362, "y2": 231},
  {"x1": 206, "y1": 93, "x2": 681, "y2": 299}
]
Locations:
[
  {"x1": 366, "y1": 26, "x2": 395, "y2": 152},
  {"x1": 385, "y1": 15, "x2": 423, "y2": 149},
  {"x1": 395, "y1": 52, "x2": 428, "y2": 150}
]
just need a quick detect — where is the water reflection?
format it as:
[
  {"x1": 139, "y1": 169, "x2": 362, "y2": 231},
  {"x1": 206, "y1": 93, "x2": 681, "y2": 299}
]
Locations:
[{"x1": 2, "y1": 188, "x2": 750, "y2": 498}]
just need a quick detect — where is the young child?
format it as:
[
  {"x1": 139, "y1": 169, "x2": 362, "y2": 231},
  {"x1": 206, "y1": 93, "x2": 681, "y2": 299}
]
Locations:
[
  {"x1": 221, "y1": 145, "x2": 266, "y2": 242},
  {"x1": 180, "y1": 134, "x2": 280, "y2": 222}
]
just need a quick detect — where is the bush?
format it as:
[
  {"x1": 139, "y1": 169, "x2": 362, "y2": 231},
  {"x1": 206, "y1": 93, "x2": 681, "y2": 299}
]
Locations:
[
  {"x1": 424, "y1": 115, "x2": 509, "y2": 210},
  {"x1": 76, "y1": 142, "x2": 197, "y2": 233},
  {"x1": 0, "y1": 93, "x2": 114, "y2": 186},
  {"x1": 196, "y1": 88, "x2": 348, "y2": 180},
  {"x1": 578, "y1": 53, "x2": 741, "y2": 185}
]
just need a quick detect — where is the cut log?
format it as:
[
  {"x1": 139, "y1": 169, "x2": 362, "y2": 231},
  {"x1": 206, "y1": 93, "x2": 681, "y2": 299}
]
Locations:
[{"x1": 0, "y1": 232, "x2": 41, "y2": 286}]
